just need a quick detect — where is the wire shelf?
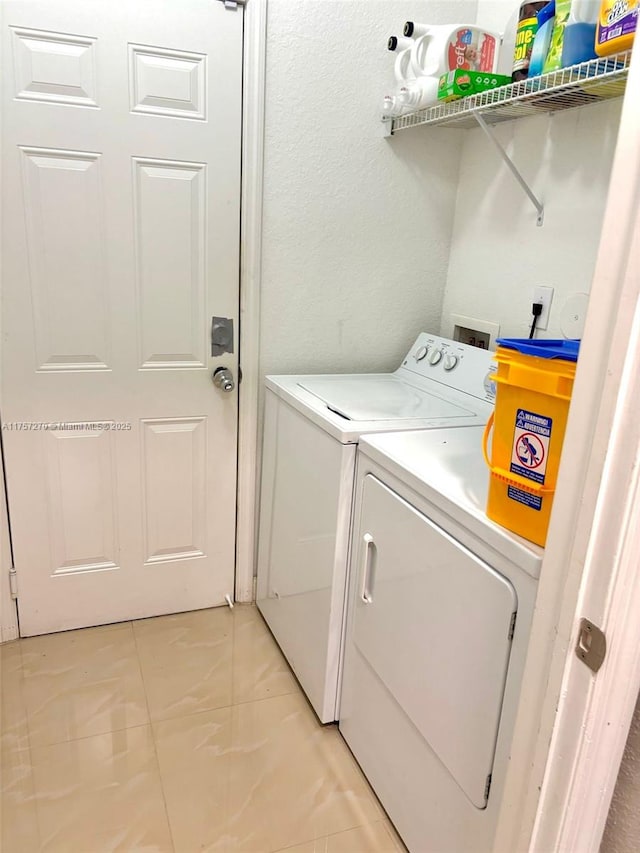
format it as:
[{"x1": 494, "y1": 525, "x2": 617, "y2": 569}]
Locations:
[{"x1": 390, "y1": 51, "x2": 632, "y2": 133}]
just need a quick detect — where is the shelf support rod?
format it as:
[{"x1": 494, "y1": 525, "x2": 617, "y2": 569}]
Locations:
[{"x1": 472, "y1": 111, "x2": 544, "y2": 226}]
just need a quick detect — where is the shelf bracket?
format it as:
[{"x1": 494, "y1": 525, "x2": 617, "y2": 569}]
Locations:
[{"x1": 472, "y1": 111, "x2": 544, "y2": 227}]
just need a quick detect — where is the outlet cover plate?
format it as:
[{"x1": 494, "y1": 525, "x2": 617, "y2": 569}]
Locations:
[{"x1": 532, "y1": 285, "x2": 554, "y2": 331}]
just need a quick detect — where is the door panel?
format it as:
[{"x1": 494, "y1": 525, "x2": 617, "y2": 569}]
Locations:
[
  {"x1": 141, "y1": 418, "x2": 207, "y2": 564},
  {"x1": 21, "y1": 146, "x2": 110, "y2": 371},
  {"x1": 129, "y1": 43, "x2": 207, "y2": 120},
  {"x1": 133, "y1": 157, "x2": 207, "y2": 369},
  {"x1": 1, "y1": 0, "x2": 242, "y2": 635},
  {"x1": 11, "y1": 26, "x2": 99, "y2": 108},
  {"x1": 46, "y1": 427, "x2": 118, "y2": 574}
]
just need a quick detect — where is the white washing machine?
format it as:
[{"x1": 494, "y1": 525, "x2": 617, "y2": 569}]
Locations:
[
  {"x1": 256, "y1": 334, "x2": 495, "y2": 723},
  {"x1": 339, "y1": 428, "x2": 543, "y2": 853}
]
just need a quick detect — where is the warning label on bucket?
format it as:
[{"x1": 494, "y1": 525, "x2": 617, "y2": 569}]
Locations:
[
  {"x1": 510, "y1": 409, "x2": 552, "y2": 485},
  {"x1": 507, "y1": 485, "x2": 542, "y2": 511}
]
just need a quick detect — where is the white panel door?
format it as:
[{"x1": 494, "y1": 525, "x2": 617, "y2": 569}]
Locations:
[{"x1": 1, "y1": 0, "x2": 242, "y2": 636}]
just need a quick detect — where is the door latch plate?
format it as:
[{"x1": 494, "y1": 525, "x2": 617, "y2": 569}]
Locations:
[
  {"x1": 575, "y1": 617, "x2": 606, "y2": 673},
  {"x1": 211, "y1": 317, "x2": 234, "y2": 357}
]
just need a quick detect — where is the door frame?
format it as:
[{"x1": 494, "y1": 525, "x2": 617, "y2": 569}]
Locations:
[
  {"x1": 0, "y1": 0, "x2": 19, "y2": 642},
  {"x1": 235, "y1": 0, "x2": 267, "y2": 603}
]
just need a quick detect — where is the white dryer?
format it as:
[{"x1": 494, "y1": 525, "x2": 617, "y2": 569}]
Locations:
[
  {"x1": 339, "y1": 428, "x2": 543, "y2": 852},
  {"x1": 256, "y1": 334, "x2": 495, "y2": 723}
]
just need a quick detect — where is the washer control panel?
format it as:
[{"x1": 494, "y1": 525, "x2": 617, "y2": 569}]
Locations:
[{"x1": 400, "y1": 333, "x2": 495, "y2": 402}]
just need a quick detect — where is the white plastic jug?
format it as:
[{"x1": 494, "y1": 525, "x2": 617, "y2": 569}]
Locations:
[
  {"x1": 571, "y1": 0, "x2": 600, "y2": 22},
  {"x1": 387, "y1": 35, "x2": 414, "y2": 52},
  {"x1": 410, "y1": 24, "x2": 501, "y2": 78},
  {"x1": 403, "y1": 21, "x2": 430, "y2": 38},
  {"x1": 381, "y1": 93, "x2": 405, "y2": 118},
  {"x1": 393, "y1": 46, "x2": 441, "y2": 110},
  {"x1": 390, "y1": 48, "x2": 439, "y2": 112},
  {"x1": 398, "y1": 78, "x2": 440, "y2": 111},
  {"x1": 394, "y1": 47, "x2": 415, "y2": 84}
]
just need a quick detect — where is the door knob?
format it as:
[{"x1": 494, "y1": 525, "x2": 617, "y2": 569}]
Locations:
[{"x1": 212, "y1": 367, "x2": 235, "y2": 392}]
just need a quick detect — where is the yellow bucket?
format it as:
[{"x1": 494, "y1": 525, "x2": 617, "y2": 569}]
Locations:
[{"x1": 482, "y1": 339, "x2": 579, "y2": 548}]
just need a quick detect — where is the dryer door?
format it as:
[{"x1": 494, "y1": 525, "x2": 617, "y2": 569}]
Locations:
[{"x1": 352, "y1": 474, "x2": 517, "y2": 808}]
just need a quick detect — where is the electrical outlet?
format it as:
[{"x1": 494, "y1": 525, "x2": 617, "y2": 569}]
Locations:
[{"x1": 532, "y1": 285, "x2": 554, "y2": 331}]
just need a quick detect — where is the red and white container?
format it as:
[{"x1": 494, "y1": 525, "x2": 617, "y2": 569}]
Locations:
[{"x1": 410, "y1": 24, "x2": 501, "y2": 78}]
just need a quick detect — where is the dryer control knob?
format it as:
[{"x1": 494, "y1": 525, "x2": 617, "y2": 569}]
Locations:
[
  {"x1": 415, "y1": 346, "x2": 428, "y2": 362},
  {"x1": 443, "y1": 354, "x2": 458, "y2": 371},
  {"x1": 428, "y1": 348, "x2": 442, "y2": 366}
]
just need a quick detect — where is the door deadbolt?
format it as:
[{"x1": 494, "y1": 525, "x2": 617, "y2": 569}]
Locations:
[{"x1": 212, "y1": 366, "x2": 235, "y2": 393}]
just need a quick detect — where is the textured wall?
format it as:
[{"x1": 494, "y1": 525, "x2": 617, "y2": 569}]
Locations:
[
  {"x1": 259, "y1": 0, "x2": 477, "y2": 377},
  {"x1": 440, "y1": 98, "x2": 621, "y2": 342},
  {"x1": 601, "y1": 690, "x2": 640, "y2": 853}
]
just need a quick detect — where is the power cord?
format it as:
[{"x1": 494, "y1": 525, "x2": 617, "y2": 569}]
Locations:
[{"x1": 529, "y1": 302, "x2": 543, "y2": 339}]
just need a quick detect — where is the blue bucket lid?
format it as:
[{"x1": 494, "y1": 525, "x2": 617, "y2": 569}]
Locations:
[{"x1": 496, "y1": 338, "x2": 580, "y2": 362}]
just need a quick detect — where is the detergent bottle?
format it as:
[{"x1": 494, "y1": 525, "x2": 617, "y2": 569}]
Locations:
[
  {"x1": 387, "y1": 35, "x2": 414, "y2": 52},
  {"x1": 543, "y1": 0, "x2": 598, "y2": 72},
  {"x1": 389, "y1": 46, "x2": 439, "y2": 113},
  {"x1": 398, "y1": 78, "x2": 440, "y2": 110},
  {"x1": 562, "y1": 0, "x2": 599, "y2": 66},
  {"x1": 403, "y1": 21, "x2": 429, "y2": 37},
  {"x1": 381, "y1": 94, "x2": 405, "y2": 118},
  {"x1": 595, "y1": 0, "x2": 638, "y2": 55},
  {"x1": 393, "y1": 47, "x2": 415, "y2": 85},
  {"x1": 409, "y1": 24, "x2": 501, "y2": 79},
  {"x1": 528, "y1": 1, "x2": 556, "y2": 76}
]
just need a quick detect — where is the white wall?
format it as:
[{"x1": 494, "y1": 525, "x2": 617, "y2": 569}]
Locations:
[
  {"x1": 260, "y1": 0, "x2": 622, "y2": 373},
  {"x1": 602, "y1": 689, "x2": 640, "y2": 853},
  {"x1": 259, "y1": 0, "x2": 477, "y2": 377},
  {"x1": 440, "y1": 99, "x2": 622, "y2": 343}
]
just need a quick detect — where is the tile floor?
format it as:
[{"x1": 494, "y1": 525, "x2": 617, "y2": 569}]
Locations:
[{"x1": 0, "y1": 605, "x2": 405, "y2": 853}]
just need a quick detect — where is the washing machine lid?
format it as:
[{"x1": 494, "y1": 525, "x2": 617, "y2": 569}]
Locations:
[{"x1": 297, "y1": 375, "x2": 475, "y2": 422}]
